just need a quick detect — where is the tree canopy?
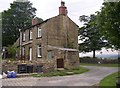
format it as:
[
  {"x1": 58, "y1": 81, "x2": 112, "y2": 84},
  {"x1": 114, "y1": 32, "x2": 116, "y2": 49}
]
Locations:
[
  {"x1": 97, "y1": 1, "x2": 120, "y2": 49},
  {"x1": 2, "y1": 0, "x2": 43, "y2": 46},
  {"x1": 79, "y1": 14, "x2": 108, "y2": 58}
]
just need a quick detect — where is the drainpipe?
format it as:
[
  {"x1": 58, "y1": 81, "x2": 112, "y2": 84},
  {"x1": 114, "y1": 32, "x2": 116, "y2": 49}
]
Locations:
[{"x1": 19, "y1": 29, "x2": 22, "y2": 60}]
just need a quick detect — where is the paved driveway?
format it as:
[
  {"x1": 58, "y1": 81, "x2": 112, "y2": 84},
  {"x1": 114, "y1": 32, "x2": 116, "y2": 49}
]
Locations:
[{"x1": 2, "y1": 66, "x2": 118, "y2": 86}]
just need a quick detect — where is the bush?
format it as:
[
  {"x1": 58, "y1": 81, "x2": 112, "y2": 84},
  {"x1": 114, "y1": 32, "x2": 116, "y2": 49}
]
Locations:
[
  {"x1": 80, "y1": 57, "x2": 100, "y2": 64},
  {"x1": 80, "y1": 57, "x2": 118, "y2": 64}
]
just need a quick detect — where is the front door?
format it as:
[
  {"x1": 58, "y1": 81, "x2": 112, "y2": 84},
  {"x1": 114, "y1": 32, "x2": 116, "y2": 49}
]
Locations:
[
  {"x1": 29, "y1": 48, "x2": 32, "y2": 61},
  {"x1": 57, "y1": 59, "x2": 64, "y2": 68}
]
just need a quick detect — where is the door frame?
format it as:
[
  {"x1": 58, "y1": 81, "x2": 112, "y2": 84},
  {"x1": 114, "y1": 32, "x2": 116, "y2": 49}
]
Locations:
[{"x1": 57, "y1": 58, "x2": 64, "y2": 68}]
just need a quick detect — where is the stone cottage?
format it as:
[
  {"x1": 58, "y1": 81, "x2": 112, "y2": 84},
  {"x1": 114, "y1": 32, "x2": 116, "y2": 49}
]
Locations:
[{"x1": 15, "y1": 1, "x2": 79, "y2": 72}]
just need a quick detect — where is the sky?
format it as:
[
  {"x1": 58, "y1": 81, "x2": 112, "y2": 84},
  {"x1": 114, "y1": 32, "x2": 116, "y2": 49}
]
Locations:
[
  {"x1": 0, "y1": 0, "x2": 118, "y2": 56},
  {"x1": 0, "y1": 0, "x2": 104, "y2": 26}
]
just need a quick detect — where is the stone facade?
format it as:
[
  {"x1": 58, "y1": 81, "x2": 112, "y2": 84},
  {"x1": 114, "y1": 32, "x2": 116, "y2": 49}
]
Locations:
[{"x1": 15, "y1": 1, "x2": 79, "y2": 72}]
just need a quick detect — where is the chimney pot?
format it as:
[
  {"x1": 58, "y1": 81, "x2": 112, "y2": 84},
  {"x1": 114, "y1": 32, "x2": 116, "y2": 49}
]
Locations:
[
  {"x1": 59, "y1": 1, "x2": 67, "y2": 16},
  {"x1": 32, "y1": 18, "x2": 38, "y2": 25},
  {"x1": 61, "y1": 1, "x2": 65, "y2": 6}
]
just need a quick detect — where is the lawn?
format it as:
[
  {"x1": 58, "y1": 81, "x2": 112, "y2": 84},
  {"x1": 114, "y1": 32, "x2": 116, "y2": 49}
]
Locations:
[
  {"x1": 80, "y1": 63, "x2": 119, "y2": 67},
  {"x1": 99, "y1": 71, "x2": 120, "y2": 88},
  {"x1": 32, "y1": 66, "x2": 89, "y2": 77}
]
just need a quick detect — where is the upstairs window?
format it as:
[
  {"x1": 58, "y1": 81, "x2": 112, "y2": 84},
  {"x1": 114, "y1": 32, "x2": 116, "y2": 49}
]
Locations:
[
  {"x1": 37, "y1": 28, "x2": 42, "y2": 38},
  {"x1": 29, "y1": 30, "x2": 32, "y2": 40},
  {"x1": 37, "y1": 45, "x2": 42, "y2": 57},
  {"x1": 22, "y1": 32, "x2": 25, "y2": 41}
]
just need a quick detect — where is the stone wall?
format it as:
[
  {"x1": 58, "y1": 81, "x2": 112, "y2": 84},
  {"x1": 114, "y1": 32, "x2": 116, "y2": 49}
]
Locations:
[
  {"x1": 66, "y1": 51, "x2": 79, "y2": 69},
  {"x1": 2, "y1": 60, "x2": 56, "y2": 73},
  {"x1": 2, "y1": 60, "x2": 19, "y2": 72}
]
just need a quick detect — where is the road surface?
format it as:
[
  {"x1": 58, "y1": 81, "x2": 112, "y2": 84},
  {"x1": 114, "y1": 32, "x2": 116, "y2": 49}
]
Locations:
[{"x1": 2, "y1": 66, "x2": 118, "y2": 86}]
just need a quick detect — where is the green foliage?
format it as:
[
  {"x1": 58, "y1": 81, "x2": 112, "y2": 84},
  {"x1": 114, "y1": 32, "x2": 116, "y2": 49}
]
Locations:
[
  {"x1": 97, "y1": 1, "x2": 120, "y2": 49},
  {"x1": 81, "y1": 63, "x2": 119, "y2": 67},
  {"x1": 2, "y1": 0, "x2": 43, "y2": 46},
  {"x1": 36, "y1": 17, "x2": 43, "y2": 23},
  {"x1": 80, "y1": 57, "x2": 118, "y2": 64},
  {"x1": 99, "y1": 71, "x2": 120, "y2": 87},
  {"x1": 0, "y1": 13, "x2": 2, "y2": 54},
  {"x1": 79, "y1": 14, "x2": 108, "y2": 58},
  {"x1": 7, "y1": 45, "x2": 19, "y2": 58}
]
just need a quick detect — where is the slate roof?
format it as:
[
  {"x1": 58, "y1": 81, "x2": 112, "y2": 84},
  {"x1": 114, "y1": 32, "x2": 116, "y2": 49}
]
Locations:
[{"x1": 48, "y1": 45, "x2": 79, "y2": 52}]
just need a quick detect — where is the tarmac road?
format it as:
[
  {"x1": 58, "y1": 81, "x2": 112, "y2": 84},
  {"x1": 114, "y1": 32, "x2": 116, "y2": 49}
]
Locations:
[{"x1": 2, "y1": 66, "x2": 118, "y2": 86}]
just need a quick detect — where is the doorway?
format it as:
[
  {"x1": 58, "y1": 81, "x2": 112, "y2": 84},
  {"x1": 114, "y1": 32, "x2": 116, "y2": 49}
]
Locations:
[{"x1": 57, "y1": 59, "x2": 64, "y2": 68}]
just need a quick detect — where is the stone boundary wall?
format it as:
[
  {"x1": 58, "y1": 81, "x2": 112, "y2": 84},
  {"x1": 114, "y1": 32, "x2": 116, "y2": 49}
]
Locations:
[{"x1": 2, "y1": 60, "x2": 55, "y2": 73}]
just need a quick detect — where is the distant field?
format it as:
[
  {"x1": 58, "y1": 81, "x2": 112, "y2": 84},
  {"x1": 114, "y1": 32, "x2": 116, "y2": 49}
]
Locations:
[{"x1": 80, "y1": 63, "x2": 119, "y2": 67}]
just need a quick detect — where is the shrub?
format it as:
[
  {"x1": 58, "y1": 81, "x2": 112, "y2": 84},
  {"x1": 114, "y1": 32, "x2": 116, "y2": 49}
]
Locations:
[{"x1": 80, "y1": 57, "x2": 118, "y2": 64}]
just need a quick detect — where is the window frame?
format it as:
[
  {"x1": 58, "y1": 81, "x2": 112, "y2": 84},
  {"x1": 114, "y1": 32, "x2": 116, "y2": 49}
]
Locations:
[
  {"x1": 37, "y1": 45, "x2": 42, "y2": 58},
  {"x1": 29, "y1": 30, "x2": 33, "y2": 40},
  {"x1": 22, "y1": 47, "x2": 25, "y2": 56},
  {"x1": 22, "y1": 32, "x2": 25, "y2": 42},
  {"x1": 29, "y1": 47, "x2": 32, "y2": 61},
  {"x1": 37, "y1": 27, "x2": 42, "y2": 38}
]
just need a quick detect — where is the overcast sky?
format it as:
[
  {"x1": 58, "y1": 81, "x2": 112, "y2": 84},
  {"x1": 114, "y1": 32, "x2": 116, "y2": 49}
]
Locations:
[
  {"x1": 0, "y1": 0, "x2": 118, "y2": 55},
  {"x1": 0, "y1": 0, "x2": 104, "y2": 26}
]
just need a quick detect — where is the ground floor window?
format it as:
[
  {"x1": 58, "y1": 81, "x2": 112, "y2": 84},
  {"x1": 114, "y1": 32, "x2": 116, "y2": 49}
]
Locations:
[
  {"x1": 22, "y1": 47, "x2": 25, "y2": 59},
  {"x1": 22, "y1": 47, "x2": 25, "y2": 56},
  {"x1": 29, "y1": 47, "x2": 32, "y2": 61},
  {"x1": 37, "y1": 45, "x2": 42, "y2": 57},
  {"x1": 47, "y1": 50, "x2": 53, "y2": 59}
]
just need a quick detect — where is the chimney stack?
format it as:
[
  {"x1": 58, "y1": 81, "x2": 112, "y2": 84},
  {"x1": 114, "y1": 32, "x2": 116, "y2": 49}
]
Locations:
[
  {"x1": 32, "y1": 18, "x2": 38, "y2": 25},
  {"x1": 59, "y1": 1, "x2": 67, "y2": 16}
]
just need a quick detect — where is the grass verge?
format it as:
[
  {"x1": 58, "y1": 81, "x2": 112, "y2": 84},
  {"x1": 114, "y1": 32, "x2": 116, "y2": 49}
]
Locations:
[
  {"x1": 99, "y1": 71, "x2": 120, "y2": 88},
  {"x1": 80, "y1": 63, "x2": 119, "y2": 67},
  {"x1": 32, "y1": 66, "x2": 89, "y2": 77}
]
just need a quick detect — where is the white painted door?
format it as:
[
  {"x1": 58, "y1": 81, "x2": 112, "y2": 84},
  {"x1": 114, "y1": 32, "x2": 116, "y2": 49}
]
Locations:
[{"x1": 29, "y1": 48, "x2": 32, "y2": 61}]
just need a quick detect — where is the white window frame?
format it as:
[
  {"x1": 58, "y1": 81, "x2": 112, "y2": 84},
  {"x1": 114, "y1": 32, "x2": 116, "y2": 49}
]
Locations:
[
  {"x1": 29, "y1": 30, "x2": 32, "y2": 40},
  {"x1": 29, "y1": 47, "x2": 32, "y2": 61},
  {"x1": 22, "y1": 47, "x2": 25, "y2": 56},
  {"x1": 37, "y1": 45, "x2": 42, "y2": 57},
  {"x1": 37, "y1": 28, "x2": 42, "y2": 37},
  {"x1": 23, "y1": 32, "x2": 25, "y2": 41}
]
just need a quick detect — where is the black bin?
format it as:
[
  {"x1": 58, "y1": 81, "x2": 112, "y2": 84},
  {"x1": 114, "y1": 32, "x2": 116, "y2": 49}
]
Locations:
[
  {"x1": 27, "y1": 65, "x2": 33, "y2": 73},
  {"x1": 36, "y1": 65, "x2": 43, "y2": 73},
  {"x1": 18, "y1": 64, "x2": 27, "y2": 74}
]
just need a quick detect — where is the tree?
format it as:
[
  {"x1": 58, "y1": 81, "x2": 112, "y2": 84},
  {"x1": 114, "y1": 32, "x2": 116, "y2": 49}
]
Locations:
[
  {"x1": 2, "y1": 0, "x2": 43, "y2": 46},
  {"x1": 36, "y1": 17, "x2": 43, "y2": 23},
  {"x1": 97, "y1": 1, "x2": 120, "y2": 49},
  {"x1": 7, "y1": 45, "x2": 19, "y2": 59},
  {"x1": 79, "y1": 14, "x2": 108, "y2": 58},
  {"x1": 0, "y1": 13, "x2": 2, "y2": 50}
]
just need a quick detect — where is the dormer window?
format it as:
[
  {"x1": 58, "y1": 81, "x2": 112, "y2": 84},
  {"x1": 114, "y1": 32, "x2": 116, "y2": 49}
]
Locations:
[
  {"x1": 22, "y1": 32, "x2": 25, "y2": 41},
  {"x1": 37, "y1": 28, "x2": 42, "y2": 38},
  {"x1": 29, "y1": 30, "x2": 32, "y2": 40}
]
